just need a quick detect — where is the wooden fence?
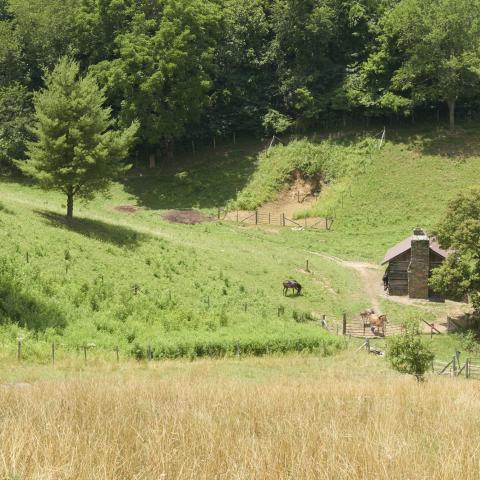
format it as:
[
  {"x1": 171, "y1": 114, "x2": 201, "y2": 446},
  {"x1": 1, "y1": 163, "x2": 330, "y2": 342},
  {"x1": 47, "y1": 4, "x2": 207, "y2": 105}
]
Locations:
[
  {"x1": 217, "y1": 208, "x2": 333, "y2": 230},
  {"x1": 344, "y1": 317, "x2": 403, "y2": 338},
  {"x1": 446, "y1": 314, "x2": 480, "y2": 333}
]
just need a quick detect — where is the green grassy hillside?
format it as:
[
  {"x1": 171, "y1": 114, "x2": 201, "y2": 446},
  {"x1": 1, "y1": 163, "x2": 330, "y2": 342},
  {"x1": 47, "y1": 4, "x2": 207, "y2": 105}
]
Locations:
[
  {"x1": 0, "y1": 181, "x2": 361, "y2": 360},
  {"x1": 300, "y1": 125, "x2": 480, "y2": 260},
  {"x1": 1, "y1": 124, "x2": 477, "y2": 359}
]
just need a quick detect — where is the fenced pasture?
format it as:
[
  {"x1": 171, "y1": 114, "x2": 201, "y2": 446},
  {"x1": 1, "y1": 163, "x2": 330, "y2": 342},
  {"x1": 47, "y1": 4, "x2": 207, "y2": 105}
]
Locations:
[{"x1": 219, "y1": 208, "x2": 333, "y2": 230}]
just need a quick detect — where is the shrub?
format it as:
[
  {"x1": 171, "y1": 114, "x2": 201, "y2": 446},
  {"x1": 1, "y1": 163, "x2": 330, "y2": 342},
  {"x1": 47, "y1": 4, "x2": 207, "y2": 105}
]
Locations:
[
  {"x1": 459, "y1": 330, "x2": 479, "y2": 353},
  {"x1": 387, "y1": 319, "x2": 434, "y2": 381}
]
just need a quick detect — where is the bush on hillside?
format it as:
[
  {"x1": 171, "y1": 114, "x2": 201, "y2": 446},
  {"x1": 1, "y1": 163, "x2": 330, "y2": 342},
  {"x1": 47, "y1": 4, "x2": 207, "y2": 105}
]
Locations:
[{"x1": 387, "y1": 318, "x2": 434, "y2": 381}]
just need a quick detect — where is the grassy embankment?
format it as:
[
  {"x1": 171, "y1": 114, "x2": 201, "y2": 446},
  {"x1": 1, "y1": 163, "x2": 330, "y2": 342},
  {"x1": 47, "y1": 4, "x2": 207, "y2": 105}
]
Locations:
[{"x1": 237, "y1": 125, "x2": 480, "y2": 261}]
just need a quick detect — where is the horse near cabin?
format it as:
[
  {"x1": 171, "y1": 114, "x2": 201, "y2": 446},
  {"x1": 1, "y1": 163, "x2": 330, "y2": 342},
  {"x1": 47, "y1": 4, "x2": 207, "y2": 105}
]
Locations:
[
  {"x1": 360, "y1": 309, "x2": 388, "y2": 336},
  {"x1": 283, "y1": 280, "x2": 302, "y2": 296}
]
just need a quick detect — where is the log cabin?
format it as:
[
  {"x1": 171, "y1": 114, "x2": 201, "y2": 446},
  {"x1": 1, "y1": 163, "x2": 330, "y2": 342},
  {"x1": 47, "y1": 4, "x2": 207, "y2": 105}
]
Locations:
[{"x1": 382, "y1": 228, "x2": 449, "y2": 299}]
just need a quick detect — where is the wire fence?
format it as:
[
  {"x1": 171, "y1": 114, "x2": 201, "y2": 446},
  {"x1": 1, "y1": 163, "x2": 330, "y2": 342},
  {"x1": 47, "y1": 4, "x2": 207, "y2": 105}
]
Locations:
[{"x1": 432, "y1": 352, "x2": 480, "y2": 380}]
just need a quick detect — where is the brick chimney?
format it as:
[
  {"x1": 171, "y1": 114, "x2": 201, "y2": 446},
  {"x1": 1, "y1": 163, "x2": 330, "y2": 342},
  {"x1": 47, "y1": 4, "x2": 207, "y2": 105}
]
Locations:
[{"x1": 408, "y1": 228, "x2": 430, "y2": 299}]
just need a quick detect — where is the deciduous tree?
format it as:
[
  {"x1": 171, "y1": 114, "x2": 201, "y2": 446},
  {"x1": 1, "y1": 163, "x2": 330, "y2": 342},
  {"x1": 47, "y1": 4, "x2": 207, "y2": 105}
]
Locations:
[
  {"x1": 387, "y1": 318, "x2": 434, "y2": 381},
  {"x1": 430, "y1": 187, "x2": 480, "y2": 311},
  {"x1": 359, "y1": 0, "x2": 480, "y2": 129}
]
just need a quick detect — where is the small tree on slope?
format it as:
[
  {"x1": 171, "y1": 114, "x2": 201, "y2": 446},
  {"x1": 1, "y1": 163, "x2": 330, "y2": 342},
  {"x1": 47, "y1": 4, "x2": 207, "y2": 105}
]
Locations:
[
  {"x1": 387, "y1": 319, "x2": 434, "y2": 382},
  {"x1": 20, "y1": 57, "x2": 138, "y2": 220}
]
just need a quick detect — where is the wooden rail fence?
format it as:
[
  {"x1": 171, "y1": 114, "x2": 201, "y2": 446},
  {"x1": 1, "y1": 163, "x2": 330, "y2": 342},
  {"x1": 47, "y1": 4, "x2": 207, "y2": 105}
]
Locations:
[{"x1": 217, "y1": 208, "x2": 333, "y2": 230}]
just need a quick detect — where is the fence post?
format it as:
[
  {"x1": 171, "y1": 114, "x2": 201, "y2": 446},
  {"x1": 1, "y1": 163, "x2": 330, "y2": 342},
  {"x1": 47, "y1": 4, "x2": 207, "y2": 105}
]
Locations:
[
  {"x1": 236, "y1": 210, "x2": 239, "y2": 223},
  {"x1": 455, "y1": 350, "x2": 461, "y2": 366},
  {"x1": 365, "y1": 338, "x2": 370, "y2": 353},
  {"x1": 466, "y1": 358, "x2": 470, "y2": 378},
  {"x1": 268, "y1": 212, "x2": 271, "y2": 225},
  {"x1": 452, "y1": 355, "x2": 457, "y2": 376},
  {"x1": 17, "y1": 338, "x2": 22, "y2": 361},
  {"x1": 255, "y1": 210, "x2": 258, "y2": 225},
  {"x1": 217, "y1": 208, "x2": 220, "y2": 220},
  {"x1": 115, "y1": 346, "x2": 120, "y2": 362},
  {"x1": 342, "y1": 313, "x2": 347, "y2": 335},
  {"x1": 147, "y1": 345, "x2": 152, "y2": 361},
  {"x1": 83, "y1": 345, "x2": 87, "y2": 364},
  {"x1": 52, "y1": 342, "x2": 55, "y2": 366},
  {"x1": 282, "y1": 213, "x2": 286, "y2": 227},
  {"x1": 306, "y1": 260, "x2": 309, "y2": 272},
  {"x1": 236, "y1": 340, "x2": 240, "y2": 359}
]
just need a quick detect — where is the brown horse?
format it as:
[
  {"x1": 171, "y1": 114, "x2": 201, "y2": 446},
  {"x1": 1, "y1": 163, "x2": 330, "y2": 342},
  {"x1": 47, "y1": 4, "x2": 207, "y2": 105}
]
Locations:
[
  {"x1": 368, "y1": 314, "x2": 388, "y2": 336},
  {"x1": 283, "y1": 280, "x2": 302, "y2": 296}
]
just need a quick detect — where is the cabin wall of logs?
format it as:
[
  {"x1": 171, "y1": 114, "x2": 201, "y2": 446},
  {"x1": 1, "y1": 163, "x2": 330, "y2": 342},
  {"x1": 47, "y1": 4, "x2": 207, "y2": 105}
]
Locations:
[{"x1": 387, "y1": 250, "x2": 410, "y2": 296}]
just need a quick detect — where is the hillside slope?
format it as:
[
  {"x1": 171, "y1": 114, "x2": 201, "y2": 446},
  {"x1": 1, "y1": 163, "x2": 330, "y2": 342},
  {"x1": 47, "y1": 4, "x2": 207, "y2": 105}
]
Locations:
[
  {"x1": 0, "y1": 183, "x2": 364, "y2": 359},
  {"x1": 302, "y1": 126, "x2": 480, "y2": 260},
  {"x1": 1, "y1": 125, "x2": 477, "y2": 357}
]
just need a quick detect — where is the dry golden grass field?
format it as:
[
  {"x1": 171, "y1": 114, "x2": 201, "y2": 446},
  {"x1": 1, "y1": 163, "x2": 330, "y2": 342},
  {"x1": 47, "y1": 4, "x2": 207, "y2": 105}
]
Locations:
[{"x1": 0, "y1": 351, "x2": 479, "y2": 480}]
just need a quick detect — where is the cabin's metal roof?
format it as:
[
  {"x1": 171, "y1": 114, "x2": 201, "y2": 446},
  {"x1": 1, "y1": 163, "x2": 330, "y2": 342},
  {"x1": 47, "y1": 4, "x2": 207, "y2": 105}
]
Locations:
[{"x1": 382, "y1": 236, "x2": 449, "y2": 265}]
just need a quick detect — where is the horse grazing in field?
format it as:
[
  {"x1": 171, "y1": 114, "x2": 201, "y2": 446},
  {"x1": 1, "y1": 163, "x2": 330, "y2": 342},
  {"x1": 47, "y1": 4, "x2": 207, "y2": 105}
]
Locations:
[
  {"x1": 368, "y1": 314, "x2": 388, "y2": 336},
  {"x1": 283, "y1": 280, "x2": 302, "y2": 296}
]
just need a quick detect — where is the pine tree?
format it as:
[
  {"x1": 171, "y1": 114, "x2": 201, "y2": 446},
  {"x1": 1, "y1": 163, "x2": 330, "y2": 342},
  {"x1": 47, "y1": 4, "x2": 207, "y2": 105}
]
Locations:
[{"x1": 21, "y1": 57, "x2": 138, "y2": 220}]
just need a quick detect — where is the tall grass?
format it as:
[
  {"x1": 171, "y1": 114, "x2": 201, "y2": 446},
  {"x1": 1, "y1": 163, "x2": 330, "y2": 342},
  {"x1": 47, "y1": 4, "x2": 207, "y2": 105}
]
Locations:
[{"x1": 0, "y1": 357, "x2": 478, "y2": 479}]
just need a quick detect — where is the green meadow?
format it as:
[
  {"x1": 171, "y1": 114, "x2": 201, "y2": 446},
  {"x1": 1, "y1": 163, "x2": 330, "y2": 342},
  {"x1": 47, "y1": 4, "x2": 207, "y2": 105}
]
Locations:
[{"x1": 1, "y1": 124, "x2": 479, "y2": 360}]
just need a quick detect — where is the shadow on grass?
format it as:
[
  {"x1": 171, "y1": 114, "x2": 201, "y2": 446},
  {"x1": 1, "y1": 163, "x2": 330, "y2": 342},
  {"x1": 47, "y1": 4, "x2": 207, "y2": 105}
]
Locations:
[
  {"x1": 0, "y1": 202, "x2": 14, "y2": 215},
  {"x1": 122, "y1": 145, "x2": 261, "y2": 210},
  {"x1": 36, "y1": 211, "x2": 145, "y2": 248},
  {"x1": 0, "y1": 280, "x2": 66, "y2": 331}
]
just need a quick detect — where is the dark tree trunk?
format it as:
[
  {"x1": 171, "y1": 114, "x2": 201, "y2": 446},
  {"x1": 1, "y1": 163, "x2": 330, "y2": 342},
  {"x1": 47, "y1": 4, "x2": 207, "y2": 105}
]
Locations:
[
  {"x1": 66, "y1": 190, "x2": 74, "y2": 221},
  {"x1": 165, "y1": 139, "x2": 174, "y2": 160},
  {"x1": 149, "y1": 152, "x2": 156, "y2": 169},
  {"x1": 448, "y1": 98, "x2": 456, "y2": 131}
]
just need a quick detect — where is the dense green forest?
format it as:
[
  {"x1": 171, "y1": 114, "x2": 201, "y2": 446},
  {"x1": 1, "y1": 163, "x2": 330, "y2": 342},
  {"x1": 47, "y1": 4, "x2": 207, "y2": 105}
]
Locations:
[{"x1": 1, "y1": 0, "x2": 480, "y2": 170}]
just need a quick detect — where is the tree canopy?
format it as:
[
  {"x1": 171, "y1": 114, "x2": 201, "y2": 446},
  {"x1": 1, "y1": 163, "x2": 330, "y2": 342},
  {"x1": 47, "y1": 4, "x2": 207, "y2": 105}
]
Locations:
[{"x1": 2, "y1": 0, "x2": 480, "y2": 167}]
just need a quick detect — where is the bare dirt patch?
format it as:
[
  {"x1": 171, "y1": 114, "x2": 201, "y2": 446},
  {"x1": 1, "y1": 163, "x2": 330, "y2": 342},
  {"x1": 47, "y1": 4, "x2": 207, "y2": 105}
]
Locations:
[
  {"x1": 224, "y1": 168, "x2": 323, "y2": 226},
  {"x1": 114, "y1": 205, "x2": 143, "y2": 214},
  {"x1": 162, "y1": 209, "x2": 213, "y2": 225}
]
